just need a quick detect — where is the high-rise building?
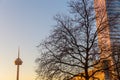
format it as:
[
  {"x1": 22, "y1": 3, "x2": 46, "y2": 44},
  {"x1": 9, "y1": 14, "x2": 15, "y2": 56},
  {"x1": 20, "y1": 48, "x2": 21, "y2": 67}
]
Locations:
[
  {"x1": 95, "y1": 0, "x2": 120, "y2": 57},
  {"x1": 106, "y1": 0, "x2": 120, "y2": 44},
  {"x1": 94, "y1": 0, "x2": 120, "y2": 80}
]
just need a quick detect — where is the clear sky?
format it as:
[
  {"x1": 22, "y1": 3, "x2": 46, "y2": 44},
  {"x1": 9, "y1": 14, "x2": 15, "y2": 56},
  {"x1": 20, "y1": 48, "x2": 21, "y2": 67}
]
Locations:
[{"x1": 0, "y1": 0, "x2": 68, "y2": 80}]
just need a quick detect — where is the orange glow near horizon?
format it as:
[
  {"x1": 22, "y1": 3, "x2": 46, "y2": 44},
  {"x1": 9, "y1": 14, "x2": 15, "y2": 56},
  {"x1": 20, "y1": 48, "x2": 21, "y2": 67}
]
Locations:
[
  {"x1": 0, "y1": 0, "x2": 68, "y2": 80},
  {"x1": 71, "y1": 70, "x2": 105, "y2": 80}
]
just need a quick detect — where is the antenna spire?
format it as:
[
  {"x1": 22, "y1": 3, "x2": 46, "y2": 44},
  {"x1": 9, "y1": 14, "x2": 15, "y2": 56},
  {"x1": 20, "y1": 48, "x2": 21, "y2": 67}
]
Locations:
[{"x1": 18, "y1": 47, "x2": 20, "y2": 58}]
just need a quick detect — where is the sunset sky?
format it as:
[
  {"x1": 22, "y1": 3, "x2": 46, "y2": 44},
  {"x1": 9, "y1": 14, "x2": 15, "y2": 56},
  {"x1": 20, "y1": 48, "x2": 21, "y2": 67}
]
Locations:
[{"x1": 0, "y1": 0, "x2": 68, "y2": 80}]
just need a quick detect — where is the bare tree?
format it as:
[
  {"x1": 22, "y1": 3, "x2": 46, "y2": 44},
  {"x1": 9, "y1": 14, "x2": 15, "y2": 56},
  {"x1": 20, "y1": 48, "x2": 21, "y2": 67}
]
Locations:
[
  {"x1": 110, "y1": 43, "x2": 120, "y2": 80},
  {"x1": 35, "y1": 0, "x2": 118, "y2": 80}
]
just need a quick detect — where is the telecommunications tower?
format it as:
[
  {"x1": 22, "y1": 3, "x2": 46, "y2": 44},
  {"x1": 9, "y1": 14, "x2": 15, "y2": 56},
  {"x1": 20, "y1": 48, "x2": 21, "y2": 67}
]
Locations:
[{"x1": 14, "y1": 48, "x2": 23, "y2": 80}]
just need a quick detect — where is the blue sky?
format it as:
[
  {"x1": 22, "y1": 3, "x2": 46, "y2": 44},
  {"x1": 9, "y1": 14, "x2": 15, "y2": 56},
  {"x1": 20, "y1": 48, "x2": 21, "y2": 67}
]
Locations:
[{"x1": 0, "y1": 0, "x2": 69, "y2": 80}]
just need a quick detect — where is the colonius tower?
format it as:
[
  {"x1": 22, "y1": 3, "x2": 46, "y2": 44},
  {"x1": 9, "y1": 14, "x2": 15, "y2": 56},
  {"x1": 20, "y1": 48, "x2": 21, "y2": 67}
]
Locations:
[
  {"x1": 94, "y1": 0, "x2": 120, "y2": 80},
  {"x1": 15, "y1": 48, "x2": 23, "y2": 80}
]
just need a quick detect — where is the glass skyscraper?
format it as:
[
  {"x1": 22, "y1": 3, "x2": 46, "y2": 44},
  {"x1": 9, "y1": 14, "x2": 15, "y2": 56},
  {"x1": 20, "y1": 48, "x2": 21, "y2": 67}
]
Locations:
[
  {"x1": 106, "y1": 0, "x2": 120, "y2": 44},
  {"x1": 94, "y1": 0, "x2": 120, "y2": 80},
  {"x1": 95, "y1": 0, "x2": 120, "y2": 50}
]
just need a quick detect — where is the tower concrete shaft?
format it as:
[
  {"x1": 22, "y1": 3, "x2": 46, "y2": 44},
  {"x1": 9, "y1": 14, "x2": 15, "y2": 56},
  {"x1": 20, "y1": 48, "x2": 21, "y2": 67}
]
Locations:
[{"x1": 17, "y1": 65, "x2": 20, "y2": 80}]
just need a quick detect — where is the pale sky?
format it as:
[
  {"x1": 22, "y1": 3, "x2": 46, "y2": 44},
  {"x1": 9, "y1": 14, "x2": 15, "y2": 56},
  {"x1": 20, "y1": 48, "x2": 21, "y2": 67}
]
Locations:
[{"x1": 0, "y1": 0, "x2": 68, "y2": 80}]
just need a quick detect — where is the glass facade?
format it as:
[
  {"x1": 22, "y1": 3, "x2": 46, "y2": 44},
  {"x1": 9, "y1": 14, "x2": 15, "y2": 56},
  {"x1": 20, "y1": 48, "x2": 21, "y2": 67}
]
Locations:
[
  {"x1": 106, "y1": 0, "x2": 120, "y2": 79},
  {"x1": 106, "y1": 0, "x2": 120, "y2": 44},
  {"x1": 94, "y1": 0, "x2": 120, "y2": 79}
]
